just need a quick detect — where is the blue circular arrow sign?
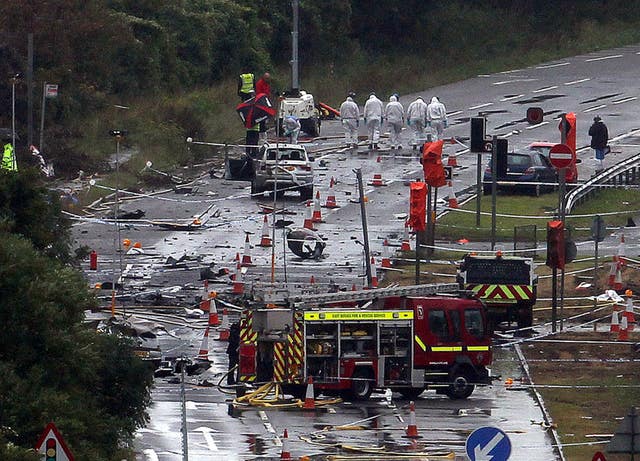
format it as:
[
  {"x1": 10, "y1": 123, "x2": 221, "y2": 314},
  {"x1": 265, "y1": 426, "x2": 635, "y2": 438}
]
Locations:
[{"x1": 466, "y1": 426, "x2": 511, "y2": 461}]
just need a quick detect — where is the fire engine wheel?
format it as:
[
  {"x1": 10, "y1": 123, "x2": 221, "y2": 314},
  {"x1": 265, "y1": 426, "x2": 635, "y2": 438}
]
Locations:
[
  {"x1": 398, "y1": 387, "x2": 425, "y2": 400},
  {"x1": 349, "y1": 368, "x2": 374, "y2": 400},
  {"x1": 446, "y1": 370, "x2": 475, "y2": 400}
]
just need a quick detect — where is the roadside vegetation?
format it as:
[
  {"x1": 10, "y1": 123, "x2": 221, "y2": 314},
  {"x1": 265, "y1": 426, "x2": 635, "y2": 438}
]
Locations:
[{"x1": 0, "y1": 171, "x2": 154, "y2": 461}]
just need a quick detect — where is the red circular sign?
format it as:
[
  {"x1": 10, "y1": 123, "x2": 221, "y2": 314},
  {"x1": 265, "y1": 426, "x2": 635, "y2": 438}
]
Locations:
[
  {"x1": 592, "y1": 451, "x2": 607, "y2": 461},
  {"x1": 549, "y1": 143, "x2": 576, "y2": 169}
]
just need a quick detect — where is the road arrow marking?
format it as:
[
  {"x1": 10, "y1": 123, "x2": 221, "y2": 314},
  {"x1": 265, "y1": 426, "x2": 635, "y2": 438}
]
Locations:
[
  {"x1": 473, "y1": 431, "x2": 504, "y2": 461},
  {"x1": 194, "y1": 427, "x2": 219, "y2": 452}
]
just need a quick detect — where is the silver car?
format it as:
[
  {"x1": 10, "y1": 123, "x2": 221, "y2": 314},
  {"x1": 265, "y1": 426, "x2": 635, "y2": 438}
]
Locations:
[{"x1": 251, "y1": 143, "x2": 314, "y2": 200}]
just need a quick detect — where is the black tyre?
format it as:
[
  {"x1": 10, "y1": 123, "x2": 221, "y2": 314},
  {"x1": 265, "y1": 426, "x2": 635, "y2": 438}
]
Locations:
[
  {"x1": 517, "y1": 307, "x2": 533, "y2": 329},
  {"x1": 250, "y1": 181, "x2": 261, "y2": 197},
  {"x1": 445, "y1": 369, "x2": 475, "y2": 400},
  {"x1": 349, "y1": 368, "x2": 374, "y2": 401},
  {"x1": 398, "y1": 387, "x2": 425, "y2": 400},
  {"x1": 300, "y1": 186, "x2": 314, "y2": 201}
]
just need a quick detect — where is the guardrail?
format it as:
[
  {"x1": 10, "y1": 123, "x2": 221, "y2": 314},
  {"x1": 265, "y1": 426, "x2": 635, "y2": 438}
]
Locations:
[{"x1": 564, "y1": 152, "x2": 640, "y2": 215}]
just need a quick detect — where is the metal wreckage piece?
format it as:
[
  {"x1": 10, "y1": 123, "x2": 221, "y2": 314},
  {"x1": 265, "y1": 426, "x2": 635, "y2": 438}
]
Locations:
[{"x1": 287, "y1": 228, "x2": 326, "y2": 259}]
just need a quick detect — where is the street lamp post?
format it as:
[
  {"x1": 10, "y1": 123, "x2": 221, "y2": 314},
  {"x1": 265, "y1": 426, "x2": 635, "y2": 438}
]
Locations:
[
  {"x1": 108, "y1": 129, "x2": 127, "y2": 317},
  {"x1": 10, "y1": 73, "x2": 21, "y2": 170}
]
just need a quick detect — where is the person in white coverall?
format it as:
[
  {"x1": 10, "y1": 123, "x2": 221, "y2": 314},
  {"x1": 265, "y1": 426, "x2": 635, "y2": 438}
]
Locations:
[
  {"x1": 427, "y1": 96, "x2": 448, "y2": 141},
  {"x1": 339, "y1": 93, "x2": 360, "y2": 148},
  {"x1": 363, "y1": 92, "x2": 384, "y2": 150},
  {"x1": 283, "y1": 115, "x2": 301, "y2": 144},
  {"x1": 406, "y1": 96, "x2": 428, "y2": 149},
  {"x1": 384, "y1": 95, "x2": 404, "y2": 149}
]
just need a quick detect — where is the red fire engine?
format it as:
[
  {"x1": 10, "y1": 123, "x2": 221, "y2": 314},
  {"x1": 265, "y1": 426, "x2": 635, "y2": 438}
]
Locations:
[{"x1": 238, "y1": 284, "x2": 492, "y2": 400}]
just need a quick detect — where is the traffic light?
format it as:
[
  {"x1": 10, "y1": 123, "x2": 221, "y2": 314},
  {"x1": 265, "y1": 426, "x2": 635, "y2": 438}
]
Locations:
[
  {"x1": 546, "y1": 220, "x2": 565, "y2": 269},
  {"x1": 470, "y1": 117, "x2": 486, "y2": 152},
  {"x1": 45, "y1": 438, "x2": 57, "y2": 461},
  {"x1": 495, "y1": 138, "x2": 508, "y2": 179}
]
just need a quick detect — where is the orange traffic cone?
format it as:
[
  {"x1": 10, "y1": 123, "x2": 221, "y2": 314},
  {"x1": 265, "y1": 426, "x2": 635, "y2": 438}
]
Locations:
[
  {"x1": 303, "y1": 377, "x2": 315, "y2": 410},
  {"x1": 624, "y1": 290, "x2": 635, "y2": 329},
  {"x1": 618, "y1": 315, "x2": 629, "y2": 341},
  {"x1": 199, "y1": 280, "x2": 210, "y2": 312},
  {"x1": 324, "y1": 178, "x2": 339, "y2": 208},
  {"x1": 370, "y1": 256, "x2": 379, "y2": 288},
  {"x1": 312, "y1": 191, "x2": 323, "y2": 223},
  {"x1": 280, "y1": 429, "x2": 292, "y2": 460},
  {"x1": 401, "y1": 223, "x2": 411, "y2": 251},
  {"x1": 447, "y1": 151, "x2": 458, "y2": 167},
  {"x1": 610, "y1": 310, "x2": 620, "y2": 333},
  {"x1": 303, "y1": 204, "x2": 316, "y2": 230},
  {"x1": 258, "y1": 215, "x2": 272, "y2": 247},
  {"x1": 208, "y1": 294, "x2": 221, "y2": 326},
  {"x1": 241, "y1": 234, "x2": 253, "y2": 267},
  {"x1": 447, "y1": 180, "x2": 459, "y2": 209},
  {"x1": 217, "y1": 308, "x2": 230, "y2": 341},
  {"x1": 614, "y1": 263, "x2": 624, "y2": 291},
  {"x1": 381, "y1": 239, "x2": 392, "y2": 268},
  {"x1": 370, "y1": 156, "x2": 386, "y2": 186},
  {"x1": 197, "y1": 327, "x2": 210, "y2": 360},
  {"x1": 232, "y1": 260, "x2": 244, "y2": 294},
  {"x1": 608, "y1": 260, "x2": 617, "y2": 288},
  {"x1": 351, "y1": 283, "x2": 357, "y2": 291},
  {"x1": 405, "y1": 401, "x2": 420, "y2": 438}
]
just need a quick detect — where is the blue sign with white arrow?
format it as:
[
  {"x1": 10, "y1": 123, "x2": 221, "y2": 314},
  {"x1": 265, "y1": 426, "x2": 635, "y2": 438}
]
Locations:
[{"x1": 466, "y1": 426, "x2": 511, "y2": 461}]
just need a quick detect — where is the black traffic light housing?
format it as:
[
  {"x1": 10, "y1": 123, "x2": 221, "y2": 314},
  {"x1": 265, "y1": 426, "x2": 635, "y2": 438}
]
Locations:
[
  {"x1": 495, "y1": 138, "x2": 508, "y2": 180},
  {"x1": 470, "y1": 116, "x2": 486, "y2": 152},
  {"x1": 546, "y1": 220, "x2": 565, "y2": 269}
]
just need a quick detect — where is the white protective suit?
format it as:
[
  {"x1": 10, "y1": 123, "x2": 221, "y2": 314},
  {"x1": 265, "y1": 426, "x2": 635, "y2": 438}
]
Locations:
[
  {"x1": 283, "y1": 116, "x2": 301, "y2": 144},
  {"x1": 363, "y1": 93, "x2": 384, "y2": 148},
  {"x1": 384, "y1": 95, "x2": 405, "y2": 149},
  {"x1": 339, "y1": 96, "x2": 360, "y2": 147},
  {"x1": 406, "y1": 97, "x2": 428, "y2": 147},
  {"x1": 427, "y1": 96, "x2": 447, "y2": 141}
]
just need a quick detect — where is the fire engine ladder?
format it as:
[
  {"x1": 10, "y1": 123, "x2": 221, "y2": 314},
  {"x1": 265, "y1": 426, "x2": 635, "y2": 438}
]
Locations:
[{"x1": 287, "y1": 283, "x2": 460, "y2": 307}]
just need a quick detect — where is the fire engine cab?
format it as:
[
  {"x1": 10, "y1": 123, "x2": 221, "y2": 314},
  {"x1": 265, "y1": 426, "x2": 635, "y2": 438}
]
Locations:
[{"x1": 238, "y1": 284, "x2": 492, "y2": 400}]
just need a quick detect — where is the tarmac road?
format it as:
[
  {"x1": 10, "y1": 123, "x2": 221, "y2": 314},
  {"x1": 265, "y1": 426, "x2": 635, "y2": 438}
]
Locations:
[{"x1": 71, "y1": 43, "x2": 640, "y2": 460}]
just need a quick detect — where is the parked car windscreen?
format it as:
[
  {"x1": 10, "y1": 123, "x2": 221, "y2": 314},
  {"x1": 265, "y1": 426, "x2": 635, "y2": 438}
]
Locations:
[{"x1": 265, "y1": 149, "x2": 306, "y2": 161}]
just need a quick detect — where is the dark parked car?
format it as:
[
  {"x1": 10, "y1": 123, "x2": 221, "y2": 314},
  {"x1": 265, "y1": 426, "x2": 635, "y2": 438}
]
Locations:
[
  {"x1": 483, "y1": 150, "x2": 557, "y2": 196},
  {"x1": 528, "y1": 141, "x2": 578, "y2": 183}
]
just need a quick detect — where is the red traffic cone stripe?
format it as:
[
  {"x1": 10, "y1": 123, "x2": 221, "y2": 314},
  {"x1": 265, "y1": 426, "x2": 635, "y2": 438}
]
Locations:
[
  {"x1": 217, "y1": 308, "x2": 230, "y2": 341},
  {"x1": 405, "y1": 401, "x2": 420, "y2": 438}
]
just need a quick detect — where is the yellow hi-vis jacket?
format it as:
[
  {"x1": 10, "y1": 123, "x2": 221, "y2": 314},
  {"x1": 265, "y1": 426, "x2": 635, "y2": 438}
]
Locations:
[
  {"x1": 2, "y1": 143, "x2": 17, "y2": 171},
  {"x1": 239, "y1": 73, "x2": 255, "y2": 94}
]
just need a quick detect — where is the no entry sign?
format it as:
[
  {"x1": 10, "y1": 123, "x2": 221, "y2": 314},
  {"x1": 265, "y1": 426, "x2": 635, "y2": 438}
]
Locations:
[{"x1": 548, "y1": 143, "x2": 575, "y2": 169}]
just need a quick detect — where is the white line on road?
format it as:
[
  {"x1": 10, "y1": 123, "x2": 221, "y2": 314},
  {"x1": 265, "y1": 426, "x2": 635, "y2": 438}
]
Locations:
[
  {"x1": 143, "y1": 449, "x2": 160, "y2": 461},
  {"x1": 446, "y1": 110, "x2": 463, "y2": 117},
  {"x1": 612, "y1": 96, "x2": 638, "y2": 105},
  {"x1": 585, "y1": 54, "x2": 624, "y2": 62},
  {"x1": 468, "y1": 102, "x2": 493, "y2": 110},
  {"x1": 499, "y1": 68, "x2": 523, "y2": 74},
  {"x1": 500, "y1": 94, "x2": 524, "y2": 101},
  {"x1": 492, "y1": 78, "x2": 537, "y2": 85},
  {"x1": 525, "y1": 121, "x2": 549, "y2": 130},
  {"x1": 536, "y1": 62, "x2": 570, "y2": 69},
  {"x1": 532, "y1": 85, "x2": 558, "y2": 93},
  {"x1": 195, "y1": 427, "x2": 219, "y2": 452},
  {"x1": 564, "y1": 77, "x2": 591, "y2": 85},
  {"x1": 584, "y1": 104, "x2": 607, "y2": 113}
]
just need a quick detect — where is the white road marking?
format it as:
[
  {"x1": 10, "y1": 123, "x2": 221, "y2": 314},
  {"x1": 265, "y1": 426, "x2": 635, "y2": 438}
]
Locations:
[
  {"x1": 258, "y1": 410, "x2": 276, "y2": 434},
  {"x1": 536, "y1": 62, "x2": 570, "y2": 69},
  {"x1": 585, "y1": 54, "x2": 624, "y2": 62},
  {"x1": 143, "y1": 449, "x2": 160, "y2": 461},
  {"x1": 525, "y1": 121, "x2": 549, "y2": 130},
  {"x1": 194, "y1": 427, "x2": 219, "y2": 452},
  {"x1": 500, "y1": 94, "x2": 524, "y2": 101},
  {"x1": 446, "y1": 110, "x2": 463, "y2": 117},
  {"x1": 468, "y1": 102, "x2": 493, "y2": 110},
  {"x1": 584, "y1": 104, "x2": 607, "y2": 113},
  {"x1": 499, "y1": 68, "x2": 523, "y2": 74},
  {"x1": 612, "y1": 96, "x2": 637, "y2": 105},
  {"x1": 564, "y1": 78, "x2": 591, "y2": 85},
  {"x1": 532, "y1": 85, "x2": 558, "y2": 93},
  {"x1": 186, "y1": 401, "x2": 197, "y2": 410},
  {"x1": 492, "y1": 78, "x2": 537, "y2": 85}
]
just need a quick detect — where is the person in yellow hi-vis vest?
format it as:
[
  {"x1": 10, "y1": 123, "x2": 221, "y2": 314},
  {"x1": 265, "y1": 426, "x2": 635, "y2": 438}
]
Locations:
[
  {"x1": 2, "y1": 139, "x2": 17, "y2": 171},
  {"x1": 237, "y1": 71, "x2": 255, "y2": 102}
]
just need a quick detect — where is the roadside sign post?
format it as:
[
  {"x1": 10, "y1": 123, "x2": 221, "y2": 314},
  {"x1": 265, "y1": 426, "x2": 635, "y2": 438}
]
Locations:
[
  {"x1": 466, "y1": 426, "x2": 511, "y2": 461},
  {"x1": 592, "y1": 215, "x2": 606, "y2": 306},
  {"x1": 549, "y1": 143, "x2": 575, "y2": 332},
  {"x1": 39, "y1": 83, "x2": 58, "y2": 156},
  {"x1": 35, "y1": 422, "x2": 75, "y2": 461}
]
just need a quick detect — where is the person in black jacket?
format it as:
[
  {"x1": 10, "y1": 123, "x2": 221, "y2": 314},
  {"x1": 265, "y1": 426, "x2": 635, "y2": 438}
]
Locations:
[{"x1": 589, "y1": 116, "x2": 609, "y2": 173}]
